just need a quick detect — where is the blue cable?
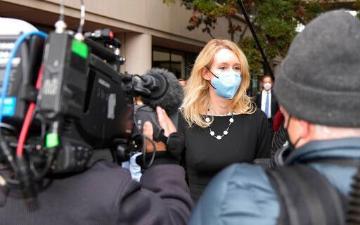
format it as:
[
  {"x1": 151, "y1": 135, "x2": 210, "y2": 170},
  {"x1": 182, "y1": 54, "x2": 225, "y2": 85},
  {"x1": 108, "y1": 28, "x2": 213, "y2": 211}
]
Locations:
[{"x1": 0, "y1": 31, "x2": 48, "y2": 123}]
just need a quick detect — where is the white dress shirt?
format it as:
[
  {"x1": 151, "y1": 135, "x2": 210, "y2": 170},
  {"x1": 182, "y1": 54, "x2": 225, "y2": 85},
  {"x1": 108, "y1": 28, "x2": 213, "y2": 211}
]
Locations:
[{"x1": 260, "y1": 90, "x2": 272, "y2": 118}]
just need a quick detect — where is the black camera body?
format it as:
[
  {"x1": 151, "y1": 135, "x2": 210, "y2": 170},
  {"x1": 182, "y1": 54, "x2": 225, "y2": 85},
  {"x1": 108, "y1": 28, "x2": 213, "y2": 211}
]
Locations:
[
  {"x1": 0, "y1": 30, "x2": 138, "y2": 177},
  {"x1": 37, "y1": 32, "x2": 134, "y2": 173},
  {"x1": 0, "y1": 22, "x2": 184, "y2": 201}
]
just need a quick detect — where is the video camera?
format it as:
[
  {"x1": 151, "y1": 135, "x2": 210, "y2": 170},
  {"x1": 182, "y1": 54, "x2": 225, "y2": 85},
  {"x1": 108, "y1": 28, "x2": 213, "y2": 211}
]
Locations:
[{"x1": 0, "y1": 15, "x2": 182, "y2": 201}]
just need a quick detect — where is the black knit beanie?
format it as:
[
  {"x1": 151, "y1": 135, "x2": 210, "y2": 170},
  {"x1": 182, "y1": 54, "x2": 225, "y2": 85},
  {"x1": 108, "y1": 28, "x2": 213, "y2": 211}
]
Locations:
[{"x1": 274, "y1": 10, "x2": 360, "y2": 127}]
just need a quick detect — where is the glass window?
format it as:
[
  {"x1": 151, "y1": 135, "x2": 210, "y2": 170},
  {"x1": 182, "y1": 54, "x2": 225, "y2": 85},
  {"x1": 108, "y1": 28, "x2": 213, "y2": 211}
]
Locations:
[
  {"x1": 153, "y1": 50, "x2": 171, "y2": 71},
  {"x1": 152, "y1": 47, "x2": 197, "y2": 80},
  {"x1": 170, "y1": 53, "x2": 184, "y2": 79}
]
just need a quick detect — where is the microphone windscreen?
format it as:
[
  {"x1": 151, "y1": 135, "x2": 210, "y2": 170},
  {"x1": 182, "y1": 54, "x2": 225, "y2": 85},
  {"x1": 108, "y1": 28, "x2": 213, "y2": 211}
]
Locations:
[{"x1": 142, "y1": 68, "x2": 184, "y2": 116}]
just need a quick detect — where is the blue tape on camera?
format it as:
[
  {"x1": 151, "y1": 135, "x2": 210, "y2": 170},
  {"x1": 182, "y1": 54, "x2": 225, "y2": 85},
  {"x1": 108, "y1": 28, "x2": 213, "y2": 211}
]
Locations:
[{"x1": 1, "y1": 97, "x2": 16, "y2": 117}]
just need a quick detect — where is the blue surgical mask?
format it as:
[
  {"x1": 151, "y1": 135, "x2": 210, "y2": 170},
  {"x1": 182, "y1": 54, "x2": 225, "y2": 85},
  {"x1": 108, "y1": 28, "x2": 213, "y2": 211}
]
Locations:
[{"x1": 208, "y1": 69, "x2": 242, "y2": 99}]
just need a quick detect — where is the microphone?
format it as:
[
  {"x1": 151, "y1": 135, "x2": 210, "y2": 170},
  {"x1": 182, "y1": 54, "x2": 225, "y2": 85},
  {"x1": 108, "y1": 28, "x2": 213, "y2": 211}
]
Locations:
[
  {"x1": 140, "y1": 68, "x2": 184, "y2": 116},
  {"x1": 133, "y1": 68, "x2": 184, "y2": 142}
]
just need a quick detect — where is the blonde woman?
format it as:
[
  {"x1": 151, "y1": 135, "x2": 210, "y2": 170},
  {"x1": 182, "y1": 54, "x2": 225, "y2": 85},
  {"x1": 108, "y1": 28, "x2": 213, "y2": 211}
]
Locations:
[{"x1": 177, "y1": 39, "x2": 272, "y2": 202}]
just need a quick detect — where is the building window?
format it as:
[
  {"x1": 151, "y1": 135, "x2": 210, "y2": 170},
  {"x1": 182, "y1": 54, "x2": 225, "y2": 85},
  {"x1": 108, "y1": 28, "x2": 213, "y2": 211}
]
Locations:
[{"x1": 152, "y1": 47, "x2": 197, "y2": 79}]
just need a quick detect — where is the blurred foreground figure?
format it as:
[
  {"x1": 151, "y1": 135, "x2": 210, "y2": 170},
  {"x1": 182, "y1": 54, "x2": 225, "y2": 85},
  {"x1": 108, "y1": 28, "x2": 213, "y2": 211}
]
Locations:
[
  {"x1": 0, "y1": 18, "x2": 192, "y2": 225},
  {"x1": 189, "y1": 10, "x2": 360, "y2": 225}
]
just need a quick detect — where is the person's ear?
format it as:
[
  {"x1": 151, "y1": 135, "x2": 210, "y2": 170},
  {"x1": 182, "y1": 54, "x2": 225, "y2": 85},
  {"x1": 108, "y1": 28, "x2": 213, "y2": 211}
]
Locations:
[
  {"x1": 279, "y1": 106, "x2": 289, "y2": 127},
  {"x1": 202, "y1": 67, "x2": 212, "y2": 81},
  {"x1": 297, "y1": 119, "x2": 311, "y2": 140}
]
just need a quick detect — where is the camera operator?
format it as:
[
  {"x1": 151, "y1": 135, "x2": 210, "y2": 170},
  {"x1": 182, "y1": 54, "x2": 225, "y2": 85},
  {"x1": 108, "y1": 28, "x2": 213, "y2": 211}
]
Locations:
[
  {"x1": 0, "y1": 105, "x2": 192, "y2": 225},
  {"x1": 0, "y1": 18, "x2": 192, "y2": 225}
]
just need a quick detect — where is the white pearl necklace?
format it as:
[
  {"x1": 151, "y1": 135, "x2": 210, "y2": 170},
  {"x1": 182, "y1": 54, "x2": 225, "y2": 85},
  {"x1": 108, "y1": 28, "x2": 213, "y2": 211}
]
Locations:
[{"x1": 205, "y1": 113, "x2": 234, "y2": 140}]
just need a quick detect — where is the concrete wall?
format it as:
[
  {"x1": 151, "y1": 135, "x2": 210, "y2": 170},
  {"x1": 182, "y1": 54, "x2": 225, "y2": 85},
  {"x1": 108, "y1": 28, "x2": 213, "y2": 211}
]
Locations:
[
  {"x1": 0, "y1": 0, "x2": 246, "y2": 74},
  {"x1": 0, "y1": 0, "x2": 235, "y2": 46}
]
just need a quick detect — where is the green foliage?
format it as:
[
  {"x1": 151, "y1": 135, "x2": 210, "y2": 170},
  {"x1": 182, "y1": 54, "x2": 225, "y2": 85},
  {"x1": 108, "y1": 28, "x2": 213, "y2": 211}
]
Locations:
[
  {"x1": 165, "y1": 0, "x2": 360, "y2": 77},
  {"x1": 254, "y1": 0, "x2": 298, "y2": 59},
  {"x1": 163, "y1": 0, "x2": 176, "y2": 4},
  {"x1": 355, "y1": 0, "x2": 360, "y2": 19},
  {"x1": 239, "y1": 37, "x2": 263, "y2": 75}
]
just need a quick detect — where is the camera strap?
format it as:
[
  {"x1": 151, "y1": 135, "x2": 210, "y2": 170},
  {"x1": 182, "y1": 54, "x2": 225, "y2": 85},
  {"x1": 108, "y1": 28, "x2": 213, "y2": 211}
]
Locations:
[
  {"x1": 266, "y1": 165, "x2": 346, "y2": 225},
  {"x1": 0, "y1": 183, "x2": 8, "y2": 207}
]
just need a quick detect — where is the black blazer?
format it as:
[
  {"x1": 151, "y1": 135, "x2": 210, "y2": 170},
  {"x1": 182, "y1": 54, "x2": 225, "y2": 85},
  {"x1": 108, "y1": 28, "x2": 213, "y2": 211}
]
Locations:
[{"x1": 255, "y1": 90, "x2": 279, "y2": 118}]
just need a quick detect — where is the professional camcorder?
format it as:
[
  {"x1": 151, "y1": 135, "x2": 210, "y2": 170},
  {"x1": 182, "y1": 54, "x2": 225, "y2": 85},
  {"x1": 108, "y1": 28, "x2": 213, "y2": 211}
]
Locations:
[{"x1": 0, "y1": 12, "x2": 183, "y2": 201}]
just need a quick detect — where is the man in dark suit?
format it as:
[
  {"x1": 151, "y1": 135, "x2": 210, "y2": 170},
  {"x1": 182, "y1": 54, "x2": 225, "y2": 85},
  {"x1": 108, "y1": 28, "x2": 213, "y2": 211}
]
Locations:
[{"x1": 255, "y1": 75, "x2": 279, "y2": 128}]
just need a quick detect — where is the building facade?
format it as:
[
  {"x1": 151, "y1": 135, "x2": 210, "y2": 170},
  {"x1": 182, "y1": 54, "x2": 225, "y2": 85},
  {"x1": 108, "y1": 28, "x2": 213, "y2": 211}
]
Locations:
[{"x1": 0, "y1": 0, "x2": 241, "y2": 79}]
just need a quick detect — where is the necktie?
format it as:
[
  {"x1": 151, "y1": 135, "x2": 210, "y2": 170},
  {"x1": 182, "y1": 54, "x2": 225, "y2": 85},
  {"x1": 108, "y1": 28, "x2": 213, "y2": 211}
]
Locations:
[{"x1": 264, "y1": 92, "x2": 270, "y2": 118}]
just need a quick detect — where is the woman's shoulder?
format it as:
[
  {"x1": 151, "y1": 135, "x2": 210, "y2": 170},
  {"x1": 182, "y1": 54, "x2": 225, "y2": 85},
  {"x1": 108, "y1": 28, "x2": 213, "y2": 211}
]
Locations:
[
  {"x1": 235, "y1": 108, "x2": 266, "y2": 120},
  {"x1": 177, "y1": 110, "x2": 190, "y2": 129},
  {"x1": 253, "y1": 108, "x2": 267, "y2": 119},
  {"x1": 177, "y1": 109, "x2": 186, "y2": 121}
]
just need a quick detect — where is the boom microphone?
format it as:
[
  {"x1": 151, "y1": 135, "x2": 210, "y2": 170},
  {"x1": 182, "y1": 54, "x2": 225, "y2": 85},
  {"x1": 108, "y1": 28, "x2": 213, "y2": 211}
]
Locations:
[
  {"x1": 141, "y1": 68, "x2": 184, "y2": 116},
  {"x1": 132, "y1": 68, "x2": 183, "y2": 143}
]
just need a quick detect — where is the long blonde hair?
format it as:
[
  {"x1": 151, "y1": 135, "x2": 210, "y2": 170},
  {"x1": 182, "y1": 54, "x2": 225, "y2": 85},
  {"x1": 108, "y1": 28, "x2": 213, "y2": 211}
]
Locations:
[{"x1": 182, "y1": 39, "x2": 255, "y2": 128}]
